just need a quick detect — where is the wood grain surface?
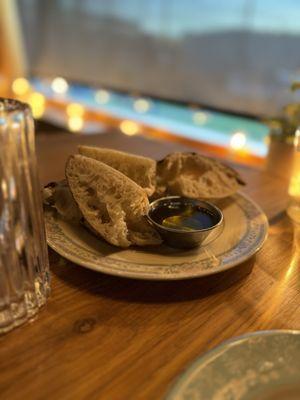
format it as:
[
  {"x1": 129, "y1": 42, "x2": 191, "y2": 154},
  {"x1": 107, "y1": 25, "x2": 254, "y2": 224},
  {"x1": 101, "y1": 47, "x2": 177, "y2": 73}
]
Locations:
[{"x1": 0, "y1": 131, "x2": 299, "y2": 400}]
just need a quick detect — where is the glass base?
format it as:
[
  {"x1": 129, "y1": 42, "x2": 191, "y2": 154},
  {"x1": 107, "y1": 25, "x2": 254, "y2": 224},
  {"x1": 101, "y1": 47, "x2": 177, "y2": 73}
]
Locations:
[
  {"x1": 0, "y1": 276, "x2": 50, "y2": 335},
  {"x1": 0, "y1": 298, "x2": 28, "y2": 334}
]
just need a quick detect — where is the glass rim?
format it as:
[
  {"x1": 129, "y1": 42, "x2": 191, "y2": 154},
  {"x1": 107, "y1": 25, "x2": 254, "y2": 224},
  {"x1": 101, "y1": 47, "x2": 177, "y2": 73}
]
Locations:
[{"x1": 0, "y1": 97, "x2": 31, "y2": 114}]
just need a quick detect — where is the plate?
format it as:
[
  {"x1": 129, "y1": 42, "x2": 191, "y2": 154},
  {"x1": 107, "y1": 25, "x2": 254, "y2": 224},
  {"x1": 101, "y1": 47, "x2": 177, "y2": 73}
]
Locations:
[
  {"x1": 45, "y1": 192, "x2": 268, "y2": 280},
  {"x1": 165, "y1": 330, "x2": 300, "y2": 400}
]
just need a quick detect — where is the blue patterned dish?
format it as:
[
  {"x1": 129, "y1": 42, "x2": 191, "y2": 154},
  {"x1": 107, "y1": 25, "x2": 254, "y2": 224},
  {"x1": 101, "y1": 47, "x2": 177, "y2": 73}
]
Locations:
[{"x1": 45, "y1": 192, "x2": 268, "y2": 280}]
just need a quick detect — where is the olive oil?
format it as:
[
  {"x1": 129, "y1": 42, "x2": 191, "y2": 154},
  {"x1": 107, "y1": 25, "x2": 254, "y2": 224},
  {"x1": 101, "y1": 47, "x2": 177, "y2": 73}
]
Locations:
[{"x1": 150, "y1": 202, "x2": 217, "y2": 231}]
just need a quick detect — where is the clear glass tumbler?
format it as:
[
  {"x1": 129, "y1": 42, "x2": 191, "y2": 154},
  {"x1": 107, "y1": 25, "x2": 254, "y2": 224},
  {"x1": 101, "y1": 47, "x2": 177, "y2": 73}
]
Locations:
[{"x1": 0, "y1": 98, "x2": 50, "y2": 333}]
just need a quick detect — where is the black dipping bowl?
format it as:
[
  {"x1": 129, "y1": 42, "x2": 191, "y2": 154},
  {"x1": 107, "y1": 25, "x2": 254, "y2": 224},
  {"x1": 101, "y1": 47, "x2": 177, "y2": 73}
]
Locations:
[{"x1": 147, "y1": 196, "x2": 224, "y2": 249}]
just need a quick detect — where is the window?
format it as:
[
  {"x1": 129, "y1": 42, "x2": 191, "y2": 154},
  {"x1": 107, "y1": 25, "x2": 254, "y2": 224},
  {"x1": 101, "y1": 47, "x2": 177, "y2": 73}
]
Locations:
[{"x1": 18, "y1": 0, "x2": 300, "y2": 117}]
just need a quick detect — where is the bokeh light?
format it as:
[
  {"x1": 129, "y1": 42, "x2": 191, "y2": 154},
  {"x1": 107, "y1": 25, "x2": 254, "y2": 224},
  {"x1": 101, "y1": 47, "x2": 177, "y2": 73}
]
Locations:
[
  {"x1": 68, "y1": 116, "x2": 83, "y2": 132},
  {"x1": 95, "y1": 89, "x2": 110, "y2": 104},
  {"x1": 133, "y1": 98, "x2": 150, "y2": 113},
  {"x1": 193, "y1": 111, "x2": 209, "y2": 125},
  {"x1": 230, "y1": 131, "x2": 246, "y2": 150},
  {"x1": 11, "y1": 78, "x2": 30, "y2": 96},
  {"x1": 66, "y1": 103, "x2": 85, "y2": 117},
  {"x1": 51, "y1": 77, "x2": 69, "y2": 94},
  {"x1": 119, "y1": 120, "x2": 139, "y2": 136},
  {"x1": 27, "y1": 92, "x2": 45, "y2": 118}
]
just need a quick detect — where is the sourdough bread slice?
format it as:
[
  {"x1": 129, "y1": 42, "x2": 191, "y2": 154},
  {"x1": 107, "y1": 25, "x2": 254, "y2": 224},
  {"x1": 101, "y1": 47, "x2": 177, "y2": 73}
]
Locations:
[
  {"x1": 66, "y1": 155, "x2": 161, "y2": 248},
  {"x1": 78, "y1": 146, "x2": 156, "y2": 196},
  {"x1": 156, "y1": 152, "x2": 245, "y2": 199}
]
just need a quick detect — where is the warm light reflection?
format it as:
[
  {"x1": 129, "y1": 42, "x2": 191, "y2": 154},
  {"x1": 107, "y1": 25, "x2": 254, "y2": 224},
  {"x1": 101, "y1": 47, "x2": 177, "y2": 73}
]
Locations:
[
  {"x1": 285, "y1": 257, "x2": 297, "y2": 280},
  {"x1": 119, "y1": 120, "x2": 139, "y2": 136},
  {"x1": 283, "y1": 223, "x2": 300, "y2": 282},
  {"x1": 288, "y1": 129, "x2": 300, "y2": 197},
  {"x1": 230, "y1": 131, "x2": 246, "y2": 150},
  {"x1": 288, "y1": 173, "x2": 300, "y2": 198},
  {"x1": 51, "y1": 77, "x2": 69, "y2": 94},
  {"x1": 95, "y1": 90, "x2": 110, "y2": 104},
  {"x1": 11, "y1": 78, "x2": 30, "y2": 96},
  {"x1": 27, "y1": 92, "x2": 45, "y2": 118},
  {"x1": 256, "y1": 223, "x2": 300, "y2": 326},
  {"x1": 8, "y1": 176, "x2": 17, "y2": 200},
  {"x1": 66, "y1": 103, "x2": 85, "y2": 117},
  {"x1": 193, "y1": 111, "x2": 208, "y2": 125},
  {"x1": 68, "y1": 116, "x2": 83, "y2": 132},
  {"x1": 1, "y1": 179, "x2": 8, "y2": 199},
  {"x1": 133, "y1": 98, "x2": 150, "y2": 113}
]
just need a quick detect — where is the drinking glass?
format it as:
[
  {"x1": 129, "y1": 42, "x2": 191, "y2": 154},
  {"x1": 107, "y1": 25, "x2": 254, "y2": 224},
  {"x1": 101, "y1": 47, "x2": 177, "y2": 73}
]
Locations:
[{"x1": 0, "y1": 98, "x2": 50, "y2": 333}]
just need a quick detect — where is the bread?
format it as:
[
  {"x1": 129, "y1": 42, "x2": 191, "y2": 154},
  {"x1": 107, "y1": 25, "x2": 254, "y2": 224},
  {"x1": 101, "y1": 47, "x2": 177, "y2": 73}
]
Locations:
[
  {"x1": 43, "y1": 180, "x2": 82, "y2": 223},
  {"x1": 65, "y1": 155, "x2": 161, "y2": 248},
  {"x1": 156, "y1": 152, "x2": 245, "y2": 199},
  {"x1": 78, "y1": 146, "x2": 156, "y2": 196},
  {"x1": 44, "y1": 149, "x2": 245, "y2": 248}
]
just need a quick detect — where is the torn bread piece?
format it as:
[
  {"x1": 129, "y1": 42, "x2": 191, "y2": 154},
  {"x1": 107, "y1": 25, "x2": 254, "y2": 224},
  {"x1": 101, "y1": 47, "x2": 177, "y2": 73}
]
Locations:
[
  {"x1": 156, "y1": 152, "x2": 245, "y2": 199},
  {"x1": 66, "y1": 154, "x2": 161, "y2": 248},
  {"x1": 43, "y1": 180, "x2": 82, "y2": 223},
  {"x1": 78, "y1": 145, "x2": 156, "y2": 196}
]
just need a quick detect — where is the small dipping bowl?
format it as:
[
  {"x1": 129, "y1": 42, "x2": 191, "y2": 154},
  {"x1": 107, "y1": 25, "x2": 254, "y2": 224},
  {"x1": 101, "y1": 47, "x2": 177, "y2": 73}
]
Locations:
[{"x1": 147, "y1": 196, "x2": 223, "y2": 249}]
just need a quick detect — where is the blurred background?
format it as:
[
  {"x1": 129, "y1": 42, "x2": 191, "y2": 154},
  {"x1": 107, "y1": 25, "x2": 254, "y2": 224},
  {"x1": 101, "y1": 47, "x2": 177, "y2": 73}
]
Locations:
[{"x1": 1, "y1": 0, "x2": 300, "y2": 165}]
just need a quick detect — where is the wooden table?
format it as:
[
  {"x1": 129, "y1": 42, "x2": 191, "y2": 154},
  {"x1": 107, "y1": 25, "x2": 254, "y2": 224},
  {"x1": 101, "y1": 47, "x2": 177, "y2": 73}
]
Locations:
[{"x1": 1, "y1": 131, "x2": 299, "y2": 400}]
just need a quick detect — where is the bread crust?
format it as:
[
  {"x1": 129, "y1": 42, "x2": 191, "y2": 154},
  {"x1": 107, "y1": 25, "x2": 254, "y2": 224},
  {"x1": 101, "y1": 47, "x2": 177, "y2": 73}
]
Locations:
[
  {"x1": 65, "y1": 155, "x2": 161, "y2": 248},
  {"x1": 156, "y1": 152, "x2": 245, "y2": 199},
  {"x1": 78, "y1": 146, "x2": 156, "y2": 196}
]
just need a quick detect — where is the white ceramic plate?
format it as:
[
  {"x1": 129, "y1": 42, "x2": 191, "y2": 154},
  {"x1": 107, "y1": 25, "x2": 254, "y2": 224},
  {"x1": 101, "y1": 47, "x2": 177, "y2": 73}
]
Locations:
[
  {"x1": 45, "y1": 192, "x2": 268, "y2": 280},
  {"x1": 166, "y1": 330, "x2": 300, "y2": 400}
]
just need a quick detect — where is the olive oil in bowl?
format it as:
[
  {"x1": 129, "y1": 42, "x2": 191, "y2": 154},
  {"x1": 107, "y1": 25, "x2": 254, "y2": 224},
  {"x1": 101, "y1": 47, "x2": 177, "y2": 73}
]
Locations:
[{"x1": 148, "y1": 196, "x2": 223, "y2": 249}]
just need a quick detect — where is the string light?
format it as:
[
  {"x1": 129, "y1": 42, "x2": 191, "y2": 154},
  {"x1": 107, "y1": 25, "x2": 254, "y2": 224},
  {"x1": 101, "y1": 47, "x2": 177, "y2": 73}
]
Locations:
[
  {"x1": 193, "y1": 111, "x2": 208, "y2": 125},
  {"x1": 27, "y1": 92, "x2": 45, "y2": 118},
  {"x1": 68, "y1": 116, "x2": 83, "y2": 132},
  {"x1": 230, "y1": 131, "x2": 246, "y2": 150},
  {"x1": 119, "y1": 120, "x2": 139, "y2": 136},
  {"x1": 51, "y1": 77, "x2": 69, "y2": 94},
  {"x1": 11, "y1": 78, "x2": 30, "y2": 96},
  {"x1": 95, "y1": 90, "x2": 110, "y2": 104},
  {"x1": 133, "y1": 98, "x2": 150, "y2": 113},
  {"x1": 66, "y1": 103, "x2": 85, "y2": 117}
]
